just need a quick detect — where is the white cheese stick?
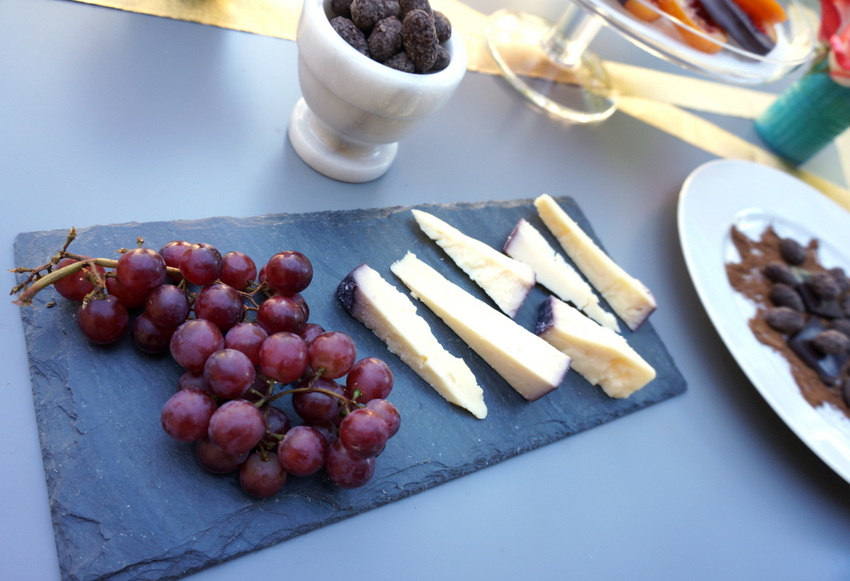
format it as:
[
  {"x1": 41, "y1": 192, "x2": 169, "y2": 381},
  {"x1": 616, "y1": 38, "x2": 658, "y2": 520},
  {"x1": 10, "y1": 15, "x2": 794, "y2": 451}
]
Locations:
[
  {"x1": 534, "y1": 194, "x2": 656, "y2": 331},
  {"x1": 337, "y1": 264, "x2": 487, "y2": 419},
  {"x1": 536, "y1": 296, "x2": 656, "y2": 398},
  {"x1": 391, "y1": 252, "x2": 570, "y2": 402},
  {"x1": 411, "y1": 209, "x2": 535, "y2": 318},
  {"x1": 504, "y1": 218, "x2": 619, "y2": 332}
]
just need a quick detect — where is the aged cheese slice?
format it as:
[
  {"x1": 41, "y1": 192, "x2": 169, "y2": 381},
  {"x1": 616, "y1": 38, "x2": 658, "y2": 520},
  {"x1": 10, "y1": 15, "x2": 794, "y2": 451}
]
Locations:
[
  {"x1": 391, "y1": 252, "x2": 570, "y2": 402},
  {"x1": 503, "y1": 218, "x2": 619, "y2": 332},
  {"x1": 536, "y1": 296, "x2": 656, "y2": 398},
  {"x1": 411, "y1": 209, "x2": 535, "y2": 318},
  {"x1": 534, "y1": 194, "x2": 656, "y2": 331},
  {"x1": 337, "y1": 264, "x2": 487, "y2": 419}
]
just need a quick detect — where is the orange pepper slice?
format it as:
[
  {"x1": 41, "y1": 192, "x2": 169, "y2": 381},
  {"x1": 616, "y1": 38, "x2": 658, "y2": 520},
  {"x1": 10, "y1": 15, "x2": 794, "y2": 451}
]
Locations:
[
  {"x1": 729, "y1": 0, "x2": 787, "y2": 26},
  {"x1": 656, "y1": 0, "x2": 729, "y2": 53},
  {"x1": 623, "y1": 0, "x2": 663, "y2": 22}
]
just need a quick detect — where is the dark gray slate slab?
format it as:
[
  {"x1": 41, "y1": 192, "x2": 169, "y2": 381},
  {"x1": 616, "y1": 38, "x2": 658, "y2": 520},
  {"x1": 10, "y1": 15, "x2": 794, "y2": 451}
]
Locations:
[{"x1": 14, "y1": 197, "x2": 687, "y2": 581}]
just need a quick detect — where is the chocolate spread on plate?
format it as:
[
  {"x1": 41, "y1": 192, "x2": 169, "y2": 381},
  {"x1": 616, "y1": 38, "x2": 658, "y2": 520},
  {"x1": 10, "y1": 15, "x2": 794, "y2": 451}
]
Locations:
[{"x1": 725, "y1": 225, "x2": 850, "y2": 417}]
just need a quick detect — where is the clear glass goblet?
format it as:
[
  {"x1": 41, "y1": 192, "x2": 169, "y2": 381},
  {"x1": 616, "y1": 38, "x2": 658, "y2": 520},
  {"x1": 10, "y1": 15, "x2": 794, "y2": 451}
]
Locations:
[{"x1": 485, "y1": 0, "x2": 818, "y2": 123}]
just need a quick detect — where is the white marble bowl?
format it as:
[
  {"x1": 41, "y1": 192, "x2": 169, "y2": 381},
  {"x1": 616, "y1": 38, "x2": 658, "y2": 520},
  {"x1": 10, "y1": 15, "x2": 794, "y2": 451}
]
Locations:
[{"x1": 288, "y1": 0, "x2": 467, "y2": 183}]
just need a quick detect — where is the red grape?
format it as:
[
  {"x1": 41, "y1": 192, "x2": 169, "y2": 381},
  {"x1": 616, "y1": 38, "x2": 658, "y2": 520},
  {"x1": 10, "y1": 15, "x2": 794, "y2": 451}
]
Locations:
[
  {"x1": 220, "y1": 251, "x2": 257, "y2": 290},
  {"x1": 239, "y1": 452, "x2": 287, "y2": 498},
  {"x1": 131, "y1": 311, "x2": 174, "y2": 354},
  {"x1": 243, "y1": 373, "x2": 274, "y2": 403},
  {"x1": 225, "y1": 322, "x2": 268, "y2": 367},
  {"x1": 326, "y1": 439, "x2": 376, "y2": 489},
  {"x1": 159, "y1": 240, "x2": 191, "y2": 280},
  {"x1": 291, "y1": 377, "x2": 344, "y2": 423},
  {"x1": 304, "y1": 421, "x2": 338, "y2": 444},
  {"x1": 203, "y1": 349, "x2": 256, "y2": 399},
  {"x1": 299, "y1": 323, "x2": 325, "y2": 345},
  {"x1": 261, "y1": 405, "x2": 291, "y2": 447},
  {"x1": 170, "y1": 319, "x2": 225, "y2": 373},
  {"x1": 116, "y1": 247, "x2": 167, "y2": 296},
  {"x1": 339, "y1": 408, "x2": 389, "y2": 458},
  {"x1": 345, "y1": 357, "x2": 393, "y2": 403},
  {"x1": 180, "y1": 243, "x2": 222, "y2": 286},
  {"x1": 106, "y1": 275, "x2": 148, "y2": 309},
  {"x1": 195, "y1": 438, "x2": 248, "y2": 474},
  {"x1": 277, "y1": 425, "x2": 328, "y2": 476},
  {"x1": 208, "y1": 399, "x2": 266, "y2": 455},
  {"x1": 264, "y1": 251, "x2": 313, "y2": 295},
  {"x1": 308, "y1": 331, "x2": 356, "y2": 379},
  {"x1": 194, "y1": 283, "x2": 244, "y2": 332},
  {"x1": 53, "y1": 257, "x2": 104, "y2": 302},
  {"x1": 257, "y1": 294, "x2": 306, "y2": 335},
  {"x1": 161, "y1": 388, "x2": 218, "y2": 442},
  {"x1": 76, "y1": 295, "x2": 129, "y2": 344},
  {"x1": 365, "y1": 398, "x2": 401, "y2": 438},
  {"x1": 258, "y1": 332, "x2": 308, "y2": 384},
  {"x1": 291, "y1": 292, "x2": 309, "y2": 321},
  {"x1": 177, "y1": 370, "x2": 210, "y2": 392},
  {"x1": 145, "y1": 284, "x2": 190, "y2": 329}
]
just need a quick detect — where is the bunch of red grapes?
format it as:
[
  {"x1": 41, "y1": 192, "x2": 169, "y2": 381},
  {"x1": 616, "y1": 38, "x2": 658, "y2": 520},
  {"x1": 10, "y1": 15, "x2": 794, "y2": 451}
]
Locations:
[{"x1": 29, "y1": 238, "x2": 401, "y2": 498}]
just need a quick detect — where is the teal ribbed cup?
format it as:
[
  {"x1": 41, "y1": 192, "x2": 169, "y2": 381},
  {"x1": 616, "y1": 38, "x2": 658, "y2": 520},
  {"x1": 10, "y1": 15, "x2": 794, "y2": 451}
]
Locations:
[{"x1": 755, "y1": 71, "x2": 850, "y2": 165}]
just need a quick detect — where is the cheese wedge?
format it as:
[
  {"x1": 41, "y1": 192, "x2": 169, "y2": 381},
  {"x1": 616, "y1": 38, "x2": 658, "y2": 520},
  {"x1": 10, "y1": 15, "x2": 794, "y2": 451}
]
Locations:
[
  {"x1": 504, "y1": 218, "x2": 619, "y2": 332},
  {"x1": 391, "y1": 252, "x2": 570, "y2": 401},
  {"x1": 411, "y1": 209, "x2": 535, "y2": 318},
  {"x1": 536, "y1": 296, "x2": 656, "y2": 398},
  {"x1": 337, "y1": 264, "x2": 487, "y2": 419},
  {"x1": 534, "y1": 194, "x2": 656, "y2": 331}
]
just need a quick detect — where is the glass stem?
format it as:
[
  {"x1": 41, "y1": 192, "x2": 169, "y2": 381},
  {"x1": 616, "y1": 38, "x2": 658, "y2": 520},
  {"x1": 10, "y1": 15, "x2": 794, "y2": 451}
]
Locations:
[{"x1": 541, "y1": 3, "x2": 604, "y2": 71}]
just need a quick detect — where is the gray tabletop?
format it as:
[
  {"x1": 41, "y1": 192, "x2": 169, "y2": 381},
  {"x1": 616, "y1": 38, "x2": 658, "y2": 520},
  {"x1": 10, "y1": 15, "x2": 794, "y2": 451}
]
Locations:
[{"x1": 2, "y1": 0, "x2": 849, "y2": 579}]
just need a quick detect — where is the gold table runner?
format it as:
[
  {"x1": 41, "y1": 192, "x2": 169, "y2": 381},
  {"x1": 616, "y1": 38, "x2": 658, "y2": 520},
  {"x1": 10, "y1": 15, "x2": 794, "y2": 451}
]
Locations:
[{"x1": 70, "y1": 0, "x2": 850, "y2": 207}]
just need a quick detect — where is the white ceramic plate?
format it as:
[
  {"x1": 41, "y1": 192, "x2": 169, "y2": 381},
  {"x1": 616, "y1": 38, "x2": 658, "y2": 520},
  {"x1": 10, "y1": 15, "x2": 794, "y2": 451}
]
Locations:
[{"x1": 678, "y1": 159, "x2": 850, "y2": 483}]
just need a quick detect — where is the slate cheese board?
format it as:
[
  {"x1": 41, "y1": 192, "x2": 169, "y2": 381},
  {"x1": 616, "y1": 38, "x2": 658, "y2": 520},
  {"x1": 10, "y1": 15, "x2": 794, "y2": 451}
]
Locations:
[{"x1": 13, "y1": 196, "x2": 687, "y2": 581}]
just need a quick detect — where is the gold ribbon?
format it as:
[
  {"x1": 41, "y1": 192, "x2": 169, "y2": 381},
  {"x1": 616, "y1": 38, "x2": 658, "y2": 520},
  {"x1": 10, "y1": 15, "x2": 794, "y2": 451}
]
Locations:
[
  {"x1": 72, "y1": 0, "x2": 850, "y2": 206},
  {"x1": 615, "y1": 96, "x2": 850, "y2": 204},
  {"x1": 73, "y1": 0, "x2": 302, "y2": 39}
]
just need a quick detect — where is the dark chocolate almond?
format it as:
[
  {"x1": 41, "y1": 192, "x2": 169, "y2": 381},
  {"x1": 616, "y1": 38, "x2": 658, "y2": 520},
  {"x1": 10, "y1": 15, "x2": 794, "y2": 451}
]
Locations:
[
  {"x1": 789, "y1": 317, "x2": 849, "y2": 386},
  {"x1": 799, "y1": 283, "x2": 844, "y2": 318}
]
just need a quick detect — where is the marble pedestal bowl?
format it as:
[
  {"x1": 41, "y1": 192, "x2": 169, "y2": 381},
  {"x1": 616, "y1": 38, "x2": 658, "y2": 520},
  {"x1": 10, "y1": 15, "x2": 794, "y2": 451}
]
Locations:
[{"x1": 288, "y1": 0, "x2": 468, "y2": 183}]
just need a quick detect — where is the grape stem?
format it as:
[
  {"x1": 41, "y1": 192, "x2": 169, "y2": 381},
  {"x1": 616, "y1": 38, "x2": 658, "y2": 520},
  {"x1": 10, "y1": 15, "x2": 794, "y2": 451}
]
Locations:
[
  {"x1": 11, "y1": 253, "x2": 181, "y2": 306},
  {"x1": 12, "y1": 258, "x2": 113, "y2": 305},
  {"x1": 9, "y1": 228, "x2": 79, "y2": 300},
  {"x1": 269, "y1": 385, "x2": 362, "y2": 412}
]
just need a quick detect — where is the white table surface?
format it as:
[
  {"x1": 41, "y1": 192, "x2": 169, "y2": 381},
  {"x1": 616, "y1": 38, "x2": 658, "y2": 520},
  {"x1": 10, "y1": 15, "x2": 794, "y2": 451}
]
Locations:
[{"x1": 2, "y1": 0, "x2": 849, "y2": 579}]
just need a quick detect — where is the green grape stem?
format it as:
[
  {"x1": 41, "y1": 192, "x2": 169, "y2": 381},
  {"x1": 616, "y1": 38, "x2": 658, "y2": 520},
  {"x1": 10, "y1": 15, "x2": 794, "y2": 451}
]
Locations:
[
  {"x1": 267, "y1": 370, "x2": 363, "y2": 414},
  {"x1": 272, "y1": 386, "x2": 352, "y2": 405},
  {"x1": 11, "y1": 253, "x2": 181, "y2": 306},
  {"x1": 13, "y1": 258, "x2": 115, "y2": 305}
]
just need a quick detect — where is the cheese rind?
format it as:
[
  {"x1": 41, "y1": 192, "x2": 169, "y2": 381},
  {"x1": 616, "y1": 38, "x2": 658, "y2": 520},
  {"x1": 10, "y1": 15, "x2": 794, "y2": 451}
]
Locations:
[
  {"x1": 534, "y1": 194, "x2": 656, "y2": 331},
  {"x1": 337, "y1": 264, "x2": 487, "y2": 419},
  {"x1": 504, "y1": 218, "x2": 619, "y2": 332},
  {"x1": 391, "y1": 252, "x2": 570, "y2": 402},
  {"x1": 536, "y1": 296, "x2": 656, "y2": 398},
  {"x1": 411, "y1": 209, "x2": 535, "y2": 318}
]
